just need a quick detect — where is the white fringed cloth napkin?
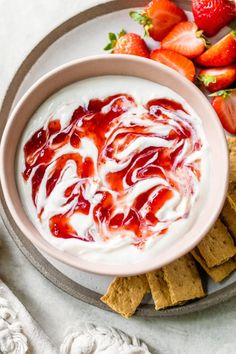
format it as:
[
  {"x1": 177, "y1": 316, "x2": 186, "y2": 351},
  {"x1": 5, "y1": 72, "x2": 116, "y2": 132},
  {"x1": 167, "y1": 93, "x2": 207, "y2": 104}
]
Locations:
[{"x1": 0, "y1": 280, "x2": 151, "y2": 354}]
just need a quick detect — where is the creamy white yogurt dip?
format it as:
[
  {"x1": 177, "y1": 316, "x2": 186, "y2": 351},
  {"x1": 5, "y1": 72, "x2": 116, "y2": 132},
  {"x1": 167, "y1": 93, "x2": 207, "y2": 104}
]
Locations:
[{"x1": 17, "y1": 75, "x2": 209, "y2": 265}]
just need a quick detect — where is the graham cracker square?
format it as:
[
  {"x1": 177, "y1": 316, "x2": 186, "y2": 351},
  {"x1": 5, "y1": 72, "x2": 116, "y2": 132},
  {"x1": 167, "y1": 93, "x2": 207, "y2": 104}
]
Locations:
[
  {"x1": 162, "y1": 254, "x2": 205, "y2": 304},
  {"x1": 192, "y1": 249, "x2": 236, "y2": 283},
  {"x1": 196, "y1": 219, "x2": 236, "y2": 268},
  {"x1": 146, "y1": 269, "x2": 173, "y2": 310},
  {"x1": 227, "y1": 137, "x2": 236, "y2": 183},
  {"x1": 101, "y1": 275, "x2": 149, "y2": 318},
  {"x1": 221, "y1": 199, "x2": 236, "y2": 241}
]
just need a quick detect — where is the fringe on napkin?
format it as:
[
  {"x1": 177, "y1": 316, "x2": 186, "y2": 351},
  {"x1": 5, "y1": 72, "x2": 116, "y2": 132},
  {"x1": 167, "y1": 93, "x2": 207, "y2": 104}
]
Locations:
[
  {"x1": 0, "y1": 280, "x2": 57, "y2": 354},
  {"x1": 60, "y1": 322, "x2": 151, "y2": 354}
]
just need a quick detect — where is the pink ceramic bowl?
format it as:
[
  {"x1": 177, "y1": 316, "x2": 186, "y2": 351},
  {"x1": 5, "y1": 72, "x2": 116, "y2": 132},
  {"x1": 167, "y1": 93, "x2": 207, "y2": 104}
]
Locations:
[{"x1": 0, "y1": 55, "x2": 229, "y2": 276}]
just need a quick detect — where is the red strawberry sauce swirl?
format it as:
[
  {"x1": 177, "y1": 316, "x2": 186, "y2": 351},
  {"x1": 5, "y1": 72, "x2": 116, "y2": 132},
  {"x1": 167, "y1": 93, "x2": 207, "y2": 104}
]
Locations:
[{"x1": 23, "y1": 94, "x2": 203, "y2": 246}]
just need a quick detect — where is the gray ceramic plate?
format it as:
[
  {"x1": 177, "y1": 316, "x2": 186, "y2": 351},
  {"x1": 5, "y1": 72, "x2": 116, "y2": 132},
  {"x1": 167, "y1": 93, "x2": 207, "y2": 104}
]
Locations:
[{"x1": 1, "y1": 0, "x2": 236, "y2": 317}]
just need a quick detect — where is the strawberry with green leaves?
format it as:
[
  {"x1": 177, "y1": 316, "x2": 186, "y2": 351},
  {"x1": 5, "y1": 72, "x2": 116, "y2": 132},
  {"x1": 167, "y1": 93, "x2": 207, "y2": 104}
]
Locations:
[
  {"x1": 104, "y1": 30, "x2": 150, "y2": 58},
  {"x1": 161, "y1": 22, "x2": 208, "y2": 59},
  {"x1": 196, "y1": 30, "x2": 236, "y2": 67},
  {"x1": 211, "y1": 89, "x2": 236, "y2": 135},
  {"x1": 198, "y1": 66, "x2": 236, "y2": 92},
  {"x1": 192, "y1": 0, "x2": 236, "y2": 37},
  {"x1": 150, "y1": 48, "x2": 196, "y2": 81},
  {"x1": 130, "y1": 0, "x2": 187, "y2": 41}
]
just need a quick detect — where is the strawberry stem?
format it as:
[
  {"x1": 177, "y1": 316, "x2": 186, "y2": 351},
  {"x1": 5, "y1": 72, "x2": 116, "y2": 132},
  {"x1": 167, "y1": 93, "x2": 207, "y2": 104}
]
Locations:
[
  {"x1": 109, "y1": 32, "x2": 116, "y2": 41},
  {"x1": 209, "y1": 89, "x2": 234, "y2": 98},
  {"x1": 118, "y1": 29, "x2": 126, "y2": 38},
  {"x1": 129, "y1": 11, "x2": 152, "y2": 37},
  {"x1": 198, "y1": 74, "x2": 216, "y2": 86},
  {"x1": 231, "y1": 29, "x2": 236, "y2": 40},
  {"x1": 199, "y1": 32, "x2": 211, "y2": 48},
  {"x1": 196, "y1": 28, "x2": 211, "y2": 48},
  {"x1": 104, "y1": 30, "x2": 126, "y2": 51},
  {"x1": 196, "y1": 30, "x2": 203, "y2": 38}
]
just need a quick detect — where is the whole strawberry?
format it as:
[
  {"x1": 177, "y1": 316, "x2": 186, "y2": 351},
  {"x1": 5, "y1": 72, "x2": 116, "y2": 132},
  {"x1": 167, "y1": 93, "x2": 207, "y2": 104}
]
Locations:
[
  {"x1": 104, "y1": 30, "x2": 150, "y2": 58},
  {"x1": 130, "y1": 0, "x2": 187, "y2": 41},
  {"x1": 192, "y1": 0, "x2": 236, "y2": 37}
]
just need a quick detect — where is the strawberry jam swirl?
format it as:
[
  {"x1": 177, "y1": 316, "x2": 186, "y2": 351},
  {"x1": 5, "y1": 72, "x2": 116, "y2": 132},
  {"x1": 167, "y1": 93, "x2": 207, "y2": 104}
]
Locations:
[{"x1": 22, "y1": 92, "x2": 205, "y2": 249}]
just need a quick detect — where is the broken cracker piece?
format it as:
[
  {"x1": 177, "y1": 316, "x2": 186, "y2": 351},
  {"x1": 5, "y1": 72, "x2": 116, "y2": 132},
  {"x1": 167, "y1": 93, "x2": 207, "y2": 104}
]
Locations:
[
  {"x1": 227, "y1": 137, "x2": 236, "y2": 183},
  {"x1": 192, "y1": 249, "x2": 236, "y2": 283},
  {"x1": 221, "y1": 199, "x2": 236, "y2": 240},
  {"x1": 101, "y1": 275, "x2": 149, "y2": 318},
  {"x1": 227, "y1": 182, "x2": 236, "y2": 211},
  {"x1": 146, "y1": 269, "x2": 172, "y2": 310},
  {"x1": 221, "y1": 183, "x2": 236, "y2": 239},
  {"x1": 197, "y1": 219, "x2": 236, "y2": 268},
  {"x1": 163, "y1": 254, "x2": 205, "y2": 304}
]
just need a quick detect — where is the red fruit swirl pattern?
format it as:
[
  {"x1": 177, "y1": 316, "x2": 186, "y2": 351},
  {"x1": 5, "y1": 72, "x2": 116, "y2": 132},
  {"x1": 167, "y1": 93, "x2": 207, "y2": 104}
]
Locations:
[{"x1": 23, "y1": 94, "x2": 203, "y2": 248}]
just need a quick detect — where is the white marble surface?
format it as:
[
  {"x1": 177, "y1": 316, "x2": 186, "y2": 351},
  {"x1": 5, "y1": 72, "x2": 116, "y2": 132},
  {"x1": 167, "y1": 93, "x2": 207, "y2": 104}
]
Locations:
[{"x1": 1, "y1": 1, "x2": 236, "y2": 353}]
